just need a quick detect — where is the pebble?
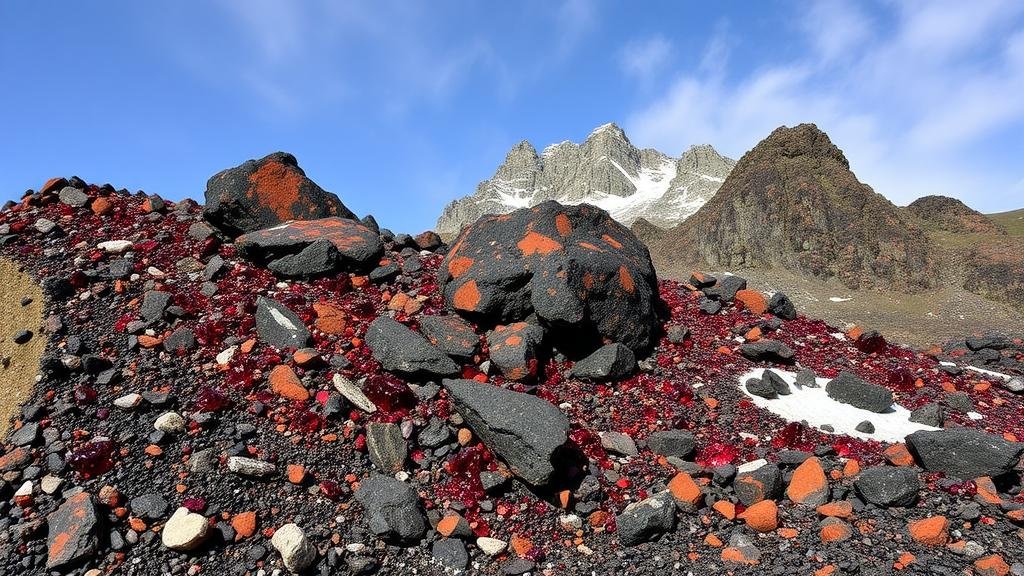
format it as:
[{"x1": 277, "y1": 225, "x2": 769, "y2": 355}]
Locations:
[
  {"x1": 227, "y1": 456, "x2": 277, "y2": 477},
  {"x1": 161, "y1": 507, "x2": 209, "y2": 551},
  {"x1": 113, "y1": 393, "x2": 142, "y2": 409},
  {"x1": 98, "y1": 240, "x2": 134, "y2": 253},
  {"x1": 154, "y1": 412, "x2": 186, "y2": 434},
  {"x1": 271, "y1": 523, "x2": 316, "y2": 573}
]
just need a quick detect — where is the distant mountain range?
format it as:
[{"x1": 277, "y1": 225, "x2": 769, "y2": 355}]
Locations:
[{"x1": 435, "y1": 123, "x2": 735, "y2": 235}]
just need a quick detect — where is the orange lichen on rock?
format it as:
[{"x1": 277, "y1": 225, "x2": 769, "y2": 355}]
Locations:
[
  {"x1": 734, "y1": 289, "x2": 768, "y2": 314},
  {"x1": 554, "y1": 213, "x2": 572, "y2": 236},
  {"x1": 447, "y1": 256, "x2": 475, "y2": 279},
  {"x1": 452, "y1": 280, "x2": 481, "y2": 312},
  {"x1": 269, "y1": 365, "x2": 309, "y2": 401},
  {"x1": 738, "y1": 500, "x2": 778, "y2": 533},
  {"x1": 884, "y1": 444, "x2": 915, "y2": 467},
  {"x1": 618, "y1": 266, "x2": 635, "y2": 293},
  {"x1": 517, "y1": 231, "x2": 563, "y2": 256},
  {"x1": 787, "y1": 457, "x2": 829, "y2": 506},
  {"x1": 908, "y1": 516, "x2": 949, "y2": 546},
  {"x1": 247, "y1": 159, "x2": 303, "y2": 222}
]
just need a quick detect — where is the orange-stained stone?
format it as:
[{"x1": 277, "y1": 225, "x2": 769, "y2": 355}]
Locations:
[
  {"x1": 667, "y1": 472, "x2": 702, "y2": 506},
  {"x1": 91, "y1": 197, "x2": 113, "y2": 215},
  {"x1": 816, "y1": 501, "x2": 853, "y2": 519},
  {"x1": 974, "y1": 476, "x2": 1003, "y2": 505},
  {"x1": 847, "y1": 326, "x2": 864, "y2": 340},
  {"x1": 815, "y1": 565, "x2": 837, "y2": 576},
  {"x1": 618, "y1": 265, "x2": 635, "y2": 293},
  {"x1": 247, "y1": 159, "x2": 303, "y2": 222},
  {"x1": 738, "y1": 500, "x2": 778, "y2": 533},
  {"x1": 734, "y1": 289, "x2": 767, "y2": 314},
  {"x1": 777, "y1": 527, "x2": 799, "y2": 539},
  {"x1": 269, "y1": 365, "x2": 309, "y2": 401},
  {"x1": 843, "y1": 459, "x2": 861, "y2": 477},
  {"x1": 457, "y1": 428, "x2": 472, "y2": 446},
  {"x1": 744, "y1": 326, "x2": 762, "y2": 341},
  {"x1": 554, "y1": 213, "x2": 572, "y2": 236},
  {"x1": 721, "y1": 547, "x2": 759, "y2": 565},
  {"x1": 787, "y1": 457, "x2": 829, "y2": 506},
  {"x1": 588, "y1": 510, "x2": 609, "y2": 528},
  {"x1": 820, "y1": 521, "x2": 852, "y2": 542},
  {"x1": 313, "y1": 302, "x2": 347, "y2": 335},
  {"x1": 704, "y1": 533, "x2": 723, "y2": 547},
  {"x1": 601, "y1": 234, "x2": 623, "y2": 249},
  {"x1": 437, "y1": 515, "x2": 461, "y2": 538},
  {"x1": 232, "y1": 511, "x2": 257, "y2": 540},
  {"x1": 292, "y1": 349, "x2": 320, "y2": 367},
  {"x1": 286, "y1": 464, "x2": 306, "y2": 485},
  {"x1": 712, "y1": 500, "x2": 735, "y2": 520},
  {"x1": 908, "y1": 516, "x2": 949, "y2": 546},
  {"x1": 453, "y1": 280, "x2": 481, "y2": 312},
  {"x1": 138, "y1": 335, "x2": 163, "y2": 349},
  {"x1": 884, "y1": 444, "x2": 915, "y2": 467},
  {"x1": 447, "y1": 256, "x2": 475, "y2": 279},
  {"x1": 558, "y1": 490, "x2": 572, "y2": 509},
  {"x1": 895, "y1": 552, "x2": 916, "y2": 569},
  {"x1": 40, "y1": 177, "x2": 67, "y2": 194},
  {"x1": 517, "y1": 231, "x2": 562, "y2": 256},
  {"x1": 129, "y1": 517, "x2": 147, "y2": 532},
  {"x1": 1007, "y1": 508, "x2": 1024, "y2": 525},
  {"x1": 974, "y1": 554, "x2": 1010, "y2": 576},
  {"x1": 511, "y1": 534, "x2": 533, "y2": 557},
  {"x1": 144, "y1": 445, "x2": 163, "y2": 457}
]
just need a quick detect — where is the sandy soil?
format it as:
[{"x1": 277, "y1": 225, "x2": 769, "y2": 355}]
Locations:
[
  {"x1": 0, "y1": 257, "x2": 46, "y2": 437},
  {"x1": 658, "y1": 264, "x2": 1024, "y2": 349}
]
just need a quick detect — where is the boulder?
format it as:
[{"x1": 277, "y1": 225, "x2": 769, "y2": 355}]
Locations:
[
  {"x1": 442, "y1": 378, "x2": 570, "y2": 485},
  {"x1": 645, "y1": 430, "x2": 696, "y2": 459},
  {"x1": 854, "y1": 466, "x2": 920, "y2": 507},
  {"x1": 615, "y1": 491, "x2": 676, "y2": 546},
  {"x1": 905, "y1": 429, "x2": 1024, "y2": 480},
  {"x1": 486, "y1": 322, "x2": 545, "y2": 381},
  {"x1": 204, "y1": 151, "x2": 356, "y2": 236},
  {"x1": 768, "y1": 292, "x2": 797, "y2": 320},
  {"x1": 255, "y1": 296, "x2": 312, "y2": 350},
  {"x1": 365, "y1": 316, "x2": 459, "y2": 378},
  {"x1": 739, "y1": 340, "x2": 795, "y2": 363},
  {"x1": 704, "y1": 275, "x2": 747, "y2": 301},
  {"x1": 568, "y1": 343, "x2": 636, "y2": 381},
  {"x1": 46, "y1": 492, "x2": 100, "y2": 569},
  {"x1": 355, "y1": 475, "x2": 427, "y2": 544},
  {"x1": 825, "y1": 371, "x2": 894, "y2": 413},
  {"x1": 236, "y1": 217, "x2": 383, "y2": 275},
  {"x1": 438, "y1": 201, "x2": 661, "y2": 354}
]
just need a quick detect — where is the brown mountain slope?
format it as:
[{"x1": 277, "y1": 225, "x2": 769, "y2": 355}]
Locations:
[
  {"x1": 650, "y1": 124, "x2": 936, "y2": 291},
  {"x1": 905, "y1": 195, "x2": 1002, "y2": 234}
]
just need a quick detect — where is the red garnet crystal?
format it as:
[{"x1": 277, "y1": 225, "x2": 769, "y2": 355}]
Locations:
[
  {"x1": 182, "y1": 497, "x2": 206, "y2": 512},
  {"x1": 696, "y1": 441, "x2": 739, "y2": 467},
  {"x1": 194, "y1": 386, "x2": 233, "y2": 412},
  {"x1": 69, "y1": 440, "x2": 116, "y2": 478},
  {"x1": 74, "y1": 384, "x2": 98, "y2": 405}
]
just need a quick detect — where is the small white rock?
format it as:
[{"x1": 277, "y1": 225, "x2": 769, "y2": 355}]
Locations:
[
  {"x1": 154, "y1": 412, "x2": 186, "y2": 434},
  {"x1": 162, "y1": 507, "x2": 209, "y2": 551},
  {"x1": 98, "y1": 240, "x2": 133, "y2": 253},
  {"x1": 228, "y1": 456, "x2": 277, "y2": 477},
  {"x1": 113, "y1": 393, "x2": 142, "y2": 409},
  {"x1": 559, "y1": 514, "x2": 582, "y2": 531},
  {"x1": 271, "y1": 523, "x2": 316, "y2": 573},
  {"x1": 476, "y1": 537, "x2": 507, "y2": 556},
  {"x1": 14, "y1": 481, "x2": 33, "y2": 498},
  {"x1": 332, "y1": 374, "x2": 377, "y2": 413},
  {"x1": 216, "y1": 346, "x2": 237, "y2": 365},
  {"x1": 40, "y1": 475, "x2": 63, "y2": 494}
]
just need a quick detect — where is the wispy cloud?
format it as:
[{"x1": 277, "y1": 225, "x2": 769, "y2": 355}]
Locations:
[
  {"x1": 626, "y1": 0, "x2": 1024, "y2": 209},
  {"x1": 618, "y1": 35, "x2": 672, "y2": 81}
]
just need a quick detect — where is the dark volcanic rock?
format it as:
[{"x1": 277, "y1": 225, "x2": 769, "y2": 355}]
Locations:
[
  {"x1": 615, "y1": 491, "x2": 676, "y2": 546},
  {"x1": 854, "y1": 466, "x2": 920, "y2": 507},
  {"x1": 365, "y1": 316, "x2": 459, "y2": 378},
  {"x1": 203, "y1": 151, "x2": 356, "y2": 236},
  {"x1": 703, "y1": 275, "x2": 746, "y2": 302},
  {"x1": 255, "y1": 296, "x2": 312, "y2": 350},
  {"x1": 486, "y1": 322, "x2": 545, "y2": 381},
  {"x1": 745, "y1": 377, "x2": 776, "y2": 399},
  {"x1": 236, "y1": 217, "x2": 382, "y2": 273},
  {"x1": 905, "y1": 428, "x2": 1024, "y2": 480},
  {"x1": 355, "y1": 475, "x2": 427, "y2": 544},
  {"x1": 909, "y1": 403, "x2": 944, "y2": 427},
  {"x1": 418, "y1": 315, "x2": 479, "y2": 360},
  {"x1": 568, "y1": 343, "x2": 636, "y2": 381},
  {"x1": 442, "y1": 378, "x2": 570, "y2": 485},
  {"x1": 761, "y1": 369, "x2": 791, "y2": 395},
  {"x1": 825, "y1": 371, "x2": 894, "y2": 413},
  {"x1": 645, "y1": 430, "x2": 695, "y2": 459},
  {"x1": 739, "y1": 339, "x2": 795, "y2": 363},
  {"x1": 47, "y1": 492, "x2": 100, "y2": 570},
  {"x1": 734, "y1": 463, "x2": 783, "y2": 506},
  {"x1": 366, "y1": 421, "x2": 406, "y2": 473},
  {"x1": 768, "y1": 292, "x2": 797, "y2": 320},
  {"x1": 438, "y1": 200, "x2": 662, "y2": 354}
]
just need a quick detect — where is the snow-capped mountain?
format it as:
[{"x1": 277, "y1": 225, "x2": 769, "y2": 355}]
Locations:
[{"x1": 435, "y1": 123, "x2": 735, "y2": 235}]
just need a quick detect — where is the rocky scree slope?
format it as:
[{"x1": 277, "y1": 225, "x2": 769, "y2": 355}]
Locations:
[
  {"x1": 650, "y1": 124, "x2": 937, "y2": 292},
  {"x1": 0, "y1": 159, "x2": 1022, "y2": 576},
  {"x1": 436, "y1": 123, "x2": 734, "y2": 235}
]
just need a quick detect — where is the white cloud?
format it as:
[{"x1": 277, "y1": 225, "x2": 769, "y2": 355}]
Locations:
[
  {"x1": 618, "y1": 36, "x2": 672, "y2": 81},
  {"x1": 626, "y1": 2, "x2": 1024, "y2": 211}
]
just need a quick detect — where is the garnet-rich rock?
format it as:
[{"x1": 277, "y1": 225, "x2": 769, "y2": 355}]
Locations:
[
  {"x1": 255, "y1": 296, "x2": 312, "y2": 350},
  {"x1": 486, "y1": 322, "x2": 545, "y2": 381},
  {"x1": 568, "y1": 343, "x2": 636, "y2": 381},
  {"x1": 739, "y1": 340, "x2": 795, "y2": 363},
  {"x1": 366, "y1": 422, "x2": 407, "y2": 473},
  {"x1": 438, "y1": 201, "x2": 661, "y2": 354},
  {"x1": 365, "y1": 316, "x2": 459, "y2": 378},
  {"x1": 236, "y1": 217, "x2": 382, "y2": 274},
  {"x1": 203, "y1": 152, "x2": 356, "y2": 236},
  {"x1": 645, "y1": 429, "x2": 696, "y2": 459},
  {"x1": 46, "y1": 492, "x2": 100, "y2": 570},
  {"x1": 825, "y1": 371, "x2": 894, "y2": 413},
  {"x1": 615, "y1": 491, "x2": 677, "y2": 546},
  {"x1": 418, "y1": 315, "x2": 480, "y2": 360},
  {"x1": 442, "y1": 378, "x2": 570, "y2": 485},
  {"x1": 905, "y1": 429, "x2": 1024, "y2": 480},
  {"x1": 854, "y1": 466, "x2": 920, "y2": 507},
  {"x1": 355, "y1": 474, "x2": 427, "y2": 544}
]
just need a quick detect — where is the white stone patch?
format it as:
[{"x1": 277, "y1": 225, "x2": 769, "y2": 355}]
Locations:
[
  {"x1": 269, "y1": 307, "x2": 298, "y2": 330},
  {"x1": 738, "y1": 367, "x2": 940, "y2": 442},
  {"x1": 829, "y1": 296, "x2": 852, "y2": 302},
  {"x1": 216, "y1": 346, "x2": 237, "y2": 365}
]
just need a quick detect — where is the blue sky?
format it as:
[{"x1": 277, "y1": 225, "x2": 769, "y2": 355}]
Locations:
[{"x1": 2, "y1": 1, "x2": 1023, "y2": 232}]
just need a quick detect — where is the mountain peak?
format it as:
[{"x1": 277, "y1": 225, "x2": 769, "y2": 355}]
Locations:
[{"x1": 757, "y1": 123, "x2": 849, "y2": 167}]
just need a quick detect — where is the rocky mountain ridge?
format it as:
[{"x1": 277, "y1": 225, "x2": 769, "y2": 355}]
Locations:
[{"x1": 435, "y1": 123, "x2": 735, "y2": 235}]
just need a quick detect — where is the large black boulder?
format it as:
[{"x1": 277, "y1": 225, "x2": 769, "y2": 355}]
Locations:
[
  {"x1": 438, "y1": 201, "x2": 661, "y2": 355},
  {"x1": 905, "y1": 428, "x2": 1024, "y2": 480},
  {"x1": 235, "y1": 217, "x2": 383, "y2": 275},
  {"x1": 442, "y1": 378, "x2": 569, "y2": 485},
  {"x1": 825, "y1": 371, "x2": 894, "y2": 413},
  {"x1": 204, "y1": 152, "x2": 356, "y2": 236}
]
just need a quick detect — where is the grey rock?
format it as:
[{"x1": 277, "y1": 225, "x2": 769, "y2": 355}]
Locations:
[
  {"x1": 745, "y1": 377, "x2": 776, "y2": 399},
  {"x1": 854, "y1": 466, "x2": 920, "y2": 507},
  {"x1": 761, "y1": 369, "x2": 791, "y2": 395},
  {"x1": 432, "y1": 538, "x2": 468, "y2": 570},
  {"x1": 704, "y1": 274, "x2": 747, "y2": 302},
  {"x1": 645, "y1": 430, "x2": 695, "y2": 459},
  {"x1": 739, "y1": 339, "x2": 795, "y2": 362},
  {"x1": 366, "y1": 422, "x2": 406, "y2": 473},
  {"x1": 615, "y1": 491, "x2": 676, "y2": 546},
  {"x1": 418, "y1": 417, "x2": 451, "y2": 448},
  {"x1": 734, "y1": 463, "x2": 783, "y2": 506},
  {"x1": 600, "y1": 431, "x2": 639, "y2": 456},
  {"x1": 141, "y1": 290, "x2": 172, "y2": 322},
  {"x1": 569, "y1": 343, "x2": 636, "y2": 381},
  {"x1": 418, "y1": 315, "x2": 479, "y2": 360},
  {"x1": 825, "y1": 371, "x2": 894, "y2": 413},
  {"x1": 255, "y1": 296, "x2": 311, "y2": 350},
  {"x1": 46, "y1": 493, "x2": 100, "y2": 569},
  {"x1": 768, "y1": 291, "x2": 797, "y2": 320},
  {"x1": 666, "y1": 325, "x2": 689, "y2": 343},
  {"x1": 795, "y1": 368, "x2": 819, "y2": 388},
  {"x1": 905, "y1": 428, "x2": 1024, "y2": 479},
  {"x1": 227, "y1": 456, "x2": 277, "y2": 477},
  {"x1": 58, "y1": 187, "x2": 89, "y2": 208},
  {"x1": 267, "y1": 238, "x2": 341, "y2": 277},
  {"x1": 130, "y1": 493, "x2": 169, "y2": 521},
  {"x1": 855, "y1": 420, "x2": 875, "y2": 434},
  {"x1": 355, "y1": 474, "x2": 427, "y2": 544},
  {"x1": 909, "y1": 403, "x2": 944, "y2": 427},
  {"x1": 443, "y1": 378, "x2": 569, "y2": 485},
  {"x1": 365, "y1": 316, "x2": 459, "y2": 378}
]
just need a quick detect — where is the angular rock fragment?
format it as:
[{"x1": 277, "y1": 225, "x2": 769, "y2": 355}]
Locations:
[
  {"x1": 271, "y1": 523, "x2": 316, "y2": 573},
  {"x1": 46, "y1": 492, "x2": 100, "y2": 569},
  {"x1": 485, "y1": 322, "x2": 545, "y2": 381},
  {"x1": 255, "y1": 296, "x2": 312, "y2": 350},
  {"x1": 645, "y1": 429, "x2": 695, "y2": 459},
  {"x1": 236, "y1": 217, "x2": 382, "y2": 273},
  {"x1": 355, "y1": 475, "x2": 427, "y2": 544},
  {"x1": 418, "y1": 315, "x2": 480, "y2": 360},
  {"x1": 739, "y1": 339, "x2": 795, "y2": 363},
  {"x1": 569, "y1": 343, "x2": 636, "y2": 381},
  {"x1": 905, "y1": 429, "x2": 1023, "y2": 480},
  {"x1": 443, "y1": 378, "x2": 569, "y2": 485},
  {"x1": 161, "y1": 507, "x2": 209, "y2": 551},
  {"x1": 366, "y1": 422, "x2": 406, "y2": 473},
  {"x1": 365, "y1": 316, "x2": 459, "y2": 378},
  {"x1": 825, "y1": 371, "x2": 894, "y2": 413},
  {"x1": 615, "y1": 491, "x2": 676, "y2": 546}
]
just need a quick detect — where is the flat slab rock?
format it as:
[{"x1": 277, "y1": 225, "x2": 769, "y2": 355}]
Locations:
[
  {"x1": 568, "y1": 342, "x2": 636, "y2": 381},
  {"x1": 365, "y1": 316, "x2": 459, "y2": 378},
  {"x1": 825, "y1": 371, "x2": 895, "y2": 413},
  {"x1": 905, "y1": 428, "x2": 1024, "y2": 480},
  {"x1": 47, "y1": 492, "x2": 100, "y2": 569},
  {"x1": 236, "y1": 217, "x2": 383, "y2": 272},
  {"x1": 255, "y1": 296, "x2": 312, "y2": 351},
  {"x1": 442, "y1": 378, "x2": 570, "y2": 485}
]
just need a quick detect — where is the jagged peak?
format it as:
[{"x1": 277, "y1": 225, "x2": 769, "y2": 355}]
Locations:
[{"x1": 754, "y1": 123, "x2": 849, "y2": 168}]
